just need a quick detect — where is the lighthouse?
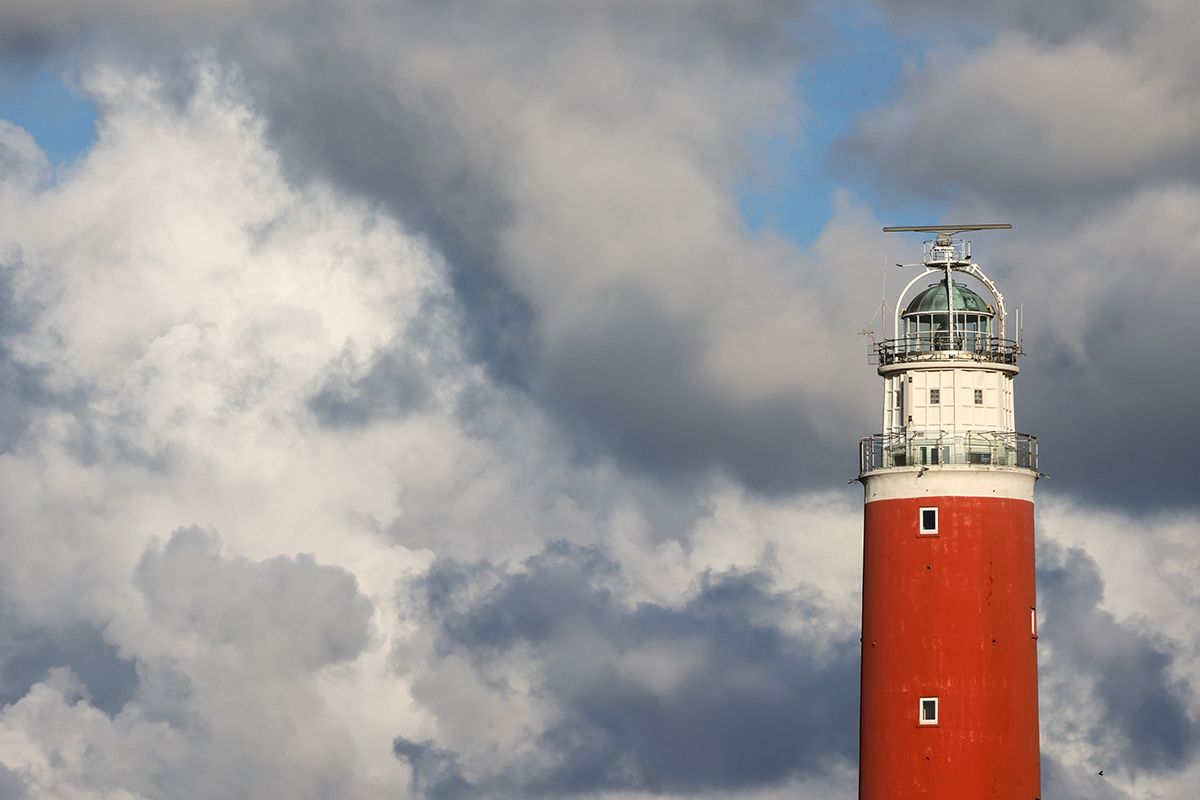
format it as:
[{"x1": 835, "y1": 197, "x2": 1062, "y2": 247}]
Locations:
[{"x1": 857, "y1": 225, "x2": 1041, "y2": 799}]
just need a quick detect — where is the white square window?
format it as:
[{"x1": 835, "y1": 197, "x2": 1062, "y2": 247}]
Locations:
[
  {"x1": 929, "y1": 388, "x2": 940, "y2": 404},
  {"x1": 919, "y1": 507, "x2": 938, "y2": 535},
  {"x1": 919, "y1": 696, "x2": 939, "y2": 725},
  {"x1": 974, "y1": 389, "x2": 984, "y2": 405}
]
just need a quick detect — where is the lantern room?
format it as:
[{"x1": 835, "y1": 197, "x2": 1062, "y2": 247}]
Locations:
[{"x1": 900, "y1": 279, "x2": 995, "y2": 353}]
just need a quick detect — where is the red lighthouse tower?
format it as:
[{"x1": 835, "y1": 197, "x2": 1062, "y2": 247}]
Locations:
[{"x1": 858, "y1": 225, "x2": 1040, "y2": 799}]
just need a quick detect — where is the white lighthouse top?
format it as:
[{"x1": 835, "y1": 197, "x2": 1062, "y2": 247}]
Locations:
[{"x1": 858, "y1": 225, "x2": 1039, "y2": 477}]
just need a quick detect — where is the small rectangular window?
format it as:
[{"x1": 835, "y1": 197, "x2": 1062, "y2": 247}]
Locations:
[
  {"x1": 929, "y1": 388, "x2": 940, "y2": 404},
  {"x1": 1031, "y1": 607, "x2": 1038, "y2": 638},
  {"x1": 919, "y1": 697, "x2": 939, "y2": 725},
  {"x1": 920, "y1": 507, "x2": 938, "y2": 534},
  {"x1": 974, "y1": 389, "x2": 983, "y2": 405}
]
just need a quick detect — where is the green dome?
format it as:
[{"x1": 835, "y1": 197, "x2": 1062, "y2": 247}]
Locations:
[{"x1": 903, "y1": 280, "x2": 993, "y2": 315}]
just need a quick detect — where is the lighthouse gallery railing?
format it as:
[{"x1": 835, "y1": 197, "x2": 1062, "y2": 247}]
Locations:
[
  {"x1": 875, "y1": 336, "x2": 1020, "y2": 366},
  {"x1": 859, "y1": 431, "x2": 1038, "y2": 474}
]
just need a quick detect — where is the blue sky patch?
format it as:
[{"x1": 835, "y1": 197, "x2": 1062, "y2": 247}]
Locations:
[
  {"x1": 737, "y1": 4, "x2": 946, "y2": 245},
  {"x1": 0, "y1": 66, "x2": 97, "y2": 166}
]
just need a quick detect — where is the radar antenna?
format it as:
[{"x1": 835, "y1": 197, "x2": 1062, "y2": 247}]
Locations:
[{"x1": 883, "y1": 223, "x2": 1011, "y2": 240}]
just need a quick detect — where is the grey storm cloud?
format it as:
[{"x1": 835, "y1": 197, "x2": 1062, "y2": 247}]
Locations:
[
  {"x1": 135, "y1": 526, "x2": 374, "y2": 670},
  {"x1": 1040, "y1": 752, "x2": 1136, "y2": 800},
  {"x1": 841, "y1": 0, "x2": 1200, "y2": 223},
  {"x1": 393, "y1": 738, "x2": 474, "y2": 800},
  {"x1": 403, "y1": 542, "x2": 858, "y2": 796},
  {"x1": 994, "y1": 191, "x2": 1200, "y2": 511},
  {"x1": 853, "y1": 1, "x2": 1199, "y2": 207},
  {"x1": 0, "y1": 252, "x2": 48, "y2": 455},
  {"x1": 119, "y1": 528, "x2": 377, "y2": 797},
  {"x1": 0, "y1": 617, "x2": 137, "y2": 716},
  {"x1": 1038, "y1": 541, "x2": 1198, "y2": 773},
  {"x1": 308, "y1": 342, "x2": 430, "y2": 427},
  {"x1": 840, "y1": 36, "x2": 1200, "y2": 208},
  {"x1": 0, "y1": 765, "x2": 26, "y2": 800},
  {"x1": 0, "y1": 127, "x2": 53, "y2": 455},
  {"x1": 227, "y1": 0, "x2": 852, "y2": 492},
  {"x1": 875, "y1": 0, "x2": 1146, "y2": 43}
]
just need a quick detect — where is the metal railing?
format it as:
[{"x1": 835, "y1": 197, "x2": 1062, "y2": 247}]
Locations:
[
  {"x1": 859, "y1": 431, "x2": 1038, "y2": 474},
  {"x1": 924, "y1": 239, "x2": 970, "y2": 263},
  {"x1": 876, "y1": 336, "x2": 1020, "y2": 366}
]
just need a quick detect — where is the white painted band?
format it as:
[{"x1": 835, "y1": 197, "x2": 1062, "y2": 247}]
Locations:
[
  {"x1": 862, "y1": 467, "x2": 1036, "y2": 503},
  {"x1": 878, "y1": 360, "x2": 1019, "y2": 377}
]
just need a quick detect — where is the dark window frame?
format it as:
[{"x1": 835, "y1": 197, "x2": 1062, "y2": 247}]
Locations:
[{"x1": 919, "y1": 696, "x2": 939, "y2": 726}]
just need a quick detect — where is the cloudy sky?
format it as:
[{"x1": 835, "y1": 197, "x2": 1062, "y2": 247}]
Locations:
[{"x1": 0, "y1": 1, "x2": 1197, "y2": 798}]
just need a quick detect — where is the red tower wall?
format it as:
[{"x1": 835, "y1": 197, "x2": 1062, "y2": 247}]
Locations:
[{"x1": 859, "y1": 480, "x2": 1040, "y2": 799}]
